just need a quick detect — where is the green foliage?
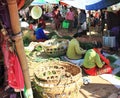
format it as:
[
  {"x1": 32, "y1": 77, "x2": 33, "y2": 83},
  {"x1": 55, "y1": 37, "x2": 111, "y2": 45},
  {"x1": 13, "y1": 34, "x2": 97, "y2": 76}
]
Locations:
[
  {"x1": 23, "y1": 36, "x2": 31, "y2": 47},
  {"x1": 25, "y1": 49, "x2": 31, "y2": 56},
  {"x1": 47, "y1": 31, "x2": 61, "y2": 39},
  {"x1": 79, "y1": 42, "x2": 94, "y2": 50},
  {"x1": 62, "y1": 36, "x2": 73, "y2": 40},
  {"x1": 115, "y1": 71, "x2": 120, "y2": 80},
  {"x1": 106, "y1": 56, "x2": 117, "y2": 64},
  {"x1": 23, "y1": 31, "x2": 32, "y2": 46},
  {"x1": 34, "y1": 46, "x2": 42, "y2": 51}
]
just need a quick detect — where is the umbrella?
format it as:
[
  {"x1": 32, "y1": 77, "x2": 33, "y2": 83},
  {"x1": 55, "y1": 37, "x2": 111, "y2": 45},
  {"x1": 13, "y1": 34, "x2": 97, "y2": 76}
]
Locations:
[
  {"x1": 45, "y1": 0, "x2": 60, "y2": 4},
  {"x1": 86, "y1": 0, "x2": 120, "y2": 10},
  {"x1": 30, "y1": 0, "x2": 47, "y2": 6},
  {"x1": 60, "y1": 0, "x2": 120, "y2": 10},
  {"x1": 31, "y1": 0, "x2": 60, "y2": 5},
  {"x1": 60, "y1": 0, "x2": 102, "y2": 9}
]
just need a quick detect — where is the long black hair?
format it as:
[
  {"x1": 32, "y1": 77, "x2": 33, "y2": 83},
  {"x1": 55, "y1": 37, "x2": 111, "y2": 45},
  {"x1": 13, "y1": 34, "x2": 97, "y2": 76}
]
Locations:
[
  {"x1": 73, "y1": 33, "x2": 83, "y2": 38},
  {"x1": 94, "y1": 41, "x2": 103, "y2": 48}
]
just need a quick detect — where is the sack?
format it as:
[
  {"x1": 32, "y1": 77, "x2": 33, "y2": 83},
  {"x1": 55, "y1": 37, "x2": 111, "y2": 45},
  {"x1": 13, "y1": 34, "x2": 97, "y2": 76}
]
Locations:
[{"x1": 62, "y1": 20, "x2": 69, "y2": 29}]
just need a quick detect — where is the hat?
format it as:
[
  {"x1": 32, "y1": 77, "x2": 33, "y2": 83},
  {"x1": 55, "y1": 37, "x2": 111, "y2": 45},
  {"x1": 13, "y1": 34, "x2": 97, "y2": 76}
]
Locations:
[{"x1": 31, "y1": 6, "x2": 42, "y2": 19}]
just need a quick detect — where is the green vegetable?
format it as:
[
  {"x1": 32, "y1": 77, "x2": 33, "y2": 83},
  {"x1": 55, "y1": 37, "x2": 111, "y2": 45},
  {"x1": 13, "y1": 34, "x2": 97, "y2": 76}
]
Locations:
[
  {"x1": 106, "y1": 56, "x2": 117, "y2": 64},
  {"x1": 115, "y1": 71, "x2": 120, "y2": 80},
  {"x1": 34, "y1": 46, "x2": 42, "y2": 51}
]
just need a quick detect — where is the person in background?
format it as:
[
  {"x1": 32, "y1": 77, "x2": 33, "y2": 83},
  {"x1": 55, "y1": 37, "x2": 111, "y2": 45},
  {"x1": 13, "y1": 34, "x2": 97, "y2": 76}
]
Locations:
[
  {"x1": 66, "y1": 33, "x2": 86, "y2": 60},
  {"x1": 65, "y1": 7, "x2": 75, "y2": 33},
  {"x1": 61, "y1": 5, "x2": 68, "y2": 19},
  {"x1": 82, "y1": 41, "x2": 113, "y2": 76},
  {"x1": 77, "y1": 9, "x2": 87, "y2": 35},
  {"x1": 38, "y1": 16, "x2": 46, "y2": 29},
  {"x1": 34, "y1": 23, "x2": 48, "y2": 42},
  {"x1": 107, "y1": 9, "x2": 120, "y2": 51},
  {"x1": 29, "y1": 19, "x2": 38, "y2": 31},
  {"x1": 100, "y1": 8, "x2": 107, "y2": 35},
  {"x1": 52, "y1": 6, "x2": 62, "y2": 30}
]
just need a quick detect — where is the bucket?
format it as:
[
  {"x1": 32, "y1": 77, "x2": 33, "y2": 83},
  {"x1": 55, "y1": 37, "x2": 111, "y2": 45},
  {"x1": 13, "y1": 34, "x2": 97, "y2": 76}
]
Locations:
[
  {"x1": 62, "y1": 20, "x2": 69, "y2": 29},
  {"x1": 103, "y1": 36, "x2": 116, "y2": 47}
]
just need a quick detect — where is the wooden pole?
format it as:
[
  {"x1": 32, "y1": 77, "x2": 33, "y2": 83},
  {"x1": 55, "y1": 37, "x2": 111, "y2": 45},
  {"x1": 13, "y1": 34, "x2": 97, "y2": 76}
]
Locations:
[{"x1": 6, "y1": 0, "x2": 33, "y2": 97}]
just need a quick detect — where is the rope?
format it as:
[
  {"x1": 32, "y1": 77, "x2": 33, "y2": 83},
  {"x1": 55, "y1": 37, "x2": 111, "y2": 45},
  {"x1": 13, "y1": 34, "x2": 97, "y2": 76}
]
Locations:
[{"x1": 20, "y1": 91, "x2": 23, "y2": 98}]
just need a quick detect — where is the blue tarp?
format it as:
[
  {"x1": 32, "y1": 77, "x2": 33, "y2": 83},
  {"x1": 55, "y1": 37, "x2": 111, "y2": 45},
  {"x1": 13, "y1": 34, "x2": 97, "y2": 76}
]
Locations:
[{"x1": 86, "y1": 0, "x2": 120, "y2": 10}]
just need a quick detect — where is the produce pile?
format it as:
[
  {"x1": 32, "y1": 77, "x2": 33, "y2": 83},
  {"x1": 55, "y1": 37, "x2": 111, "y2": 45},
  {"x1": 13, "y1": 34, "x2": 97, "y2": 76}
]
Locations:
[{"x1": 40, "y1": 39, "x2": 69, "y2": 57}]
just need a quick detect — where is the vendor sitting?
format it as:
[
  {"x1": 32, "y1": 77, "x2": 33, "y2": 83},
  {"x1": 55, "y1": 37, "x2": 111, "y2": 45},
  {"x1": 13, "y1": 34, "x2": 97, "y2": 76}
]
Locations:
[
  {"x1": 82, "y1": 41, "x2": 113, "y2": 76},
  {"x1": 34, "y1": 23, "x2": 48, "y2": 42},
  {"x1": 66, "y1": 33, "x2": 86, "y2": 60}
]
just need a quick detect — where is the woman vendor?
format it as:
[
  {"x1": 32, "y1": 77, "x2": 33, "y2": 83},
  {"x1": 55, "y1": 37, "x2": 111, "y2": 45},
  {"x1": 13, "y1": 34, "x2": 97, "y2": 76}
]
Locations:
[
  {"x1": 34, "y1": 22, "x2": 48, "y2": 42},
  {"x1": 82, "y1": 41, "x2": 113, "y2": 76},
  {"x1": 66, "y1": 33, "x2": 86, "y2": 60}
]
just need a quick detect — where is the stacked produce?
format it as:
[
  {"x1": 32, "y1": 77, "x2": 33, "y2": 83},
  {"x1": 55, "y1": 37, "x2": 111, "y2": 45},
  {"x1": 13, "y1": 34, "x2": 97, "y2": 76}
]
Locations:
[{"x1": 40, "y1": 39, "x2": 69, "y2": 57}]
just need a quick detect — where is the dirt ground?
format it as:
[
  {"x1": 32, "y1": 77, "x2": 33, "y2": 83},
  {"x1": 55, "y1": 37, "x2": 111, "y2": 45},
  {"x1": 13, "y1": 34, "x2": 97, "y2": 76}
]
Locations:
[
  {"x1": 1, "y1": 21, "x2": 119, "y2": 98},
  {"x1": 48, "y1": 22, "x2": 120, "y2": 98},
  {"x1": 28, "y1": 60, "x2": 119, "y2": 98},
  {"x1": 27, "y1": 21, "x2": 120, "y2": 98}
]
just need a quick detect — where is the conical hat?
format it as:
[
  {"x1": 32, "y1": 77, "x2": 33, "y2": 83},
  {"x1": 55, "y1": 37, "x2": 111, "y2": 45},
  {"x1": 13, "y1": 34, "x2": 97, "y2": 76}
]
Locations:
[{"x1": 31, "y1": 6, "x2": 42, "y2": 19}]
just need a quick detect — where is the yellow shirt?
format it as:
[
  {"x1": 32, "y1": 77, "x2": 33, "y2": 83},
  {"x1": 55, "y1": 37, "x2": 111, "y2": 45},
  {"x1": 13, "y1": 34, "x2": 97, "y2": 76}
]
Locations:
[{"x1": 66, "y1": 38, "x2": 86, "y2": 59}]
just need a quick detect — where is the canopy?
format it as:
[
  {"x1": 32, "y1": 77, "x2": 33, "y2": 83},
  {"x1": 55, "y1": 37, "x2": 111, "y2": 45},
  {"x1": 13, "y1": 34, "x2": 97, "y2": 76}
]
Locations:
[
  {"x1": 31, "y1": 0, "x2": 47, "y2": 6},
  {"x1": 60, "y1": 0, "x2": 102, "y2": 9},
  {"x1": 86, "y1": 0, "x2": 120, "y2": 10},
  {"x1": 45, "y1": 0, "x2": 60, "y2": 4},
  {"x1": 61, "y1": 0, "x2": 120, "y2": 10},
  {"x1": 31, "y1": 0, "x2": 60, "y2": 5}
]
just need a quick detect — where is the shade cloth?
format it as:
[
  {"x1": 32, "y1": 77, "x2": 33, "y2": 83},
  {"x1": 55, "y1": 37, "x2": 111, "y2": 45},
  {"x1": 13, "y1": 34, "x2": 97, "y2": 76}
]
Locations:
[
  {"x1": 86, "y1": 0, "x2": 120, "y2": 10},
  {"x1": 61, "y1": 0, "x2": 120, "y2": 10},
  {"x1": 30, "y1": 0, "x2": 47, "y2": 6}
]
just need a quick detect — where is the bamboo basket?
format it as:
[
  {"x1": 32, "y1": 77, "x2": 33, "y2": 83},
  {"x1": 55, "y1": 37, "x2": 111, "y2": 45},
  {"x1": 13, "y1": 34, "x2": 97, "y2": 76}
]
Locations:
[
  {"x1": 33, "y1": 60, "x2": 83, "y2": 98},
  {"x1": 40, "y1": 39, "x2": 69, "y2": 57}
]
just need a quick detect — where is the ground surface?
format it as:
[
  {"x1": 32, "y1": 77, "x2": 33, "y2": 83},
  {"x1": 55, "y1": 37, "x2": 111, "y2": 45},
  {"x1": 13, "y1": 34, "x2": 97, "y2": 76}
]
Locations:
[
  {"x1": 28, "y1": 21, "x2": 120, "y2": 98},
  {"x1": 0, "y1": 20, "x2": 120, "y2": 98}
]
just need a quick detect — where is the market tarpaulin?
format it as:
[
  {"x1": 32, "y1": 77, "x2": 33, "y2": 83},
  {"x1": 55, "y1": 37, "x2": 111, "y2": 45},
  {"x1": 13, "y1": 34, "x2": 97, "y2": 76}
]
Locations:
[
  {"x1": 60, "y1": 0, "x2": 120, "y2": 10},
  {"x1": 86, "y1": 0, "x2": 120, "y2": 10},
  {"x1": 45, "y1": 0, "x2": 60, "y2": 4},
  {"x1": 60, "y1": 0, "x2": 102, "y2": 9},
  {"x1": 31, "y1": 0, "x2": 47, "y2": 6},
  {"x1": 31, "y1": 0, "x2": 60, "y2": 5}
]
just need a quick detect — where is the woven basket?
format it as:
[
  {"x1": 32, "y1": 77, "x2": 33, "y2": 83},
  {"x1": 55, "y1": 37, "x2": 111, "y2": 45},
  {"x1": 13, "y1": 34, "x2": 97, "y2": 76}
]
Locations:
[
  {"x1": 33, "y1": 60, "x2": 83, "y2": 98},
  {"x1": 40, "y1": 39, "x2": 69, "y2": 57}
]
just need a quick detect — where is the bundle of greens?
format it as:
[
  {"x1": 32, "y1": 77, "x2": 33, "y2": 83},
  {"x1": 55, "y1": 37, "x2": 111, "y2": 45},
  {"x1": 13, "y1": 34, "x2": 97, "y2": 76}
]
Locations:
[{"x1": 106, "y1": 56, "x2": 117, "y2": 64}]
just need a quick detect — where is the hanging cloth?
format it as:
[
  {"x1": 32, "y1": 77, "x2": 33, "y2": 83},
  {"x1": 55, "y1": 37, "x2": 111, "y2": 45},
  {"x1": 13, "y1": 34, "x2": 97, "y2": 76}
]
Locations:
[{"x1": 1, "y1": 29, "x2": 24, "y2": 90}]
